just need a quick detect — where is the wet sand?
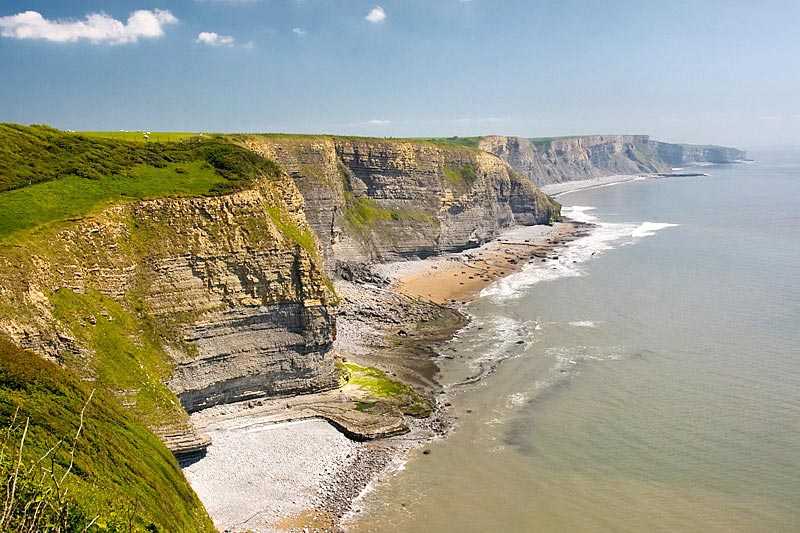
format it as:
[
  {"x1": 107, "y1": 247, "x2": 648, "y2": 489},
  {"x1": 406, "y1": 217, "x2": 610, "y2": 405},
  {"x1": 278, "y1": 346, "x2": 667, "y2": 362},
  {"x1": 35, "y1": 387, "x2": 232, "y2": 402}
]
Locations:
[{"x1": 381, "y1": 222, "x2": 583, "y2": 304}]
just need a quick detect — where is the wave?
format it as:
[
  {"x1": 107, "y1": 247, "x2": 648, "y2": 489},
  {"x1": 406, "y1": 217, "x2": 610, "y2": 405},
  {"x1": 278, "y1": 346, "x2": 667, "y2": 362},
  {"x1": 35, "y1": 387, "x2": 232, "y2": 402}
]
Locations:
[
  {"x1": 479, "y1": 205, "x2": 678, "y2": 301},
  {"x1": 631, "y1": 222, "x2": 679, "y2": 238},
  {"x1": 568, "y1": 321, "x2": 598, "y2": 328},
  {"x1": 448, "y1": 315, "x2": 538, "y2": 388}
]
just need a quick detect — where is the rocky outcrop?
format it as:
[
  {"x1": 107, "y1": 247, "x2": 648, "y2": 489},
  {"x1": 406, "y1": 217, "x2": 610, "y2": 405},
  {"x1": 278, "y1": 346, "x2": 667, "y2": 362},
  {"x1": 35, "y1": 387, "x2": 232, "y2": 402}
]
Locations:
[
  {"x1": 243, "y1": 137, "x2": 560, "y2": 271},
  {"x1": 480, "y1": 135, "x2": 746, "y2": 186}
]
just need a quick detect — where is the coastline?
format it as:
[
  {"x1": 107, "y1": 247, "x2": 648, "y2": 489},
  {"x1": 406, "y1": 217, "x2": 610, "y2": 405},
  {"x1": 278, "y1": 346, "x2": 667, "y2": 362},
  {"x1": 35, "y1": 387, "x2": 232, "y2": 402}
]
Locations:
[
  {"x1": 182, "y1": 220, "x2": 588, "y2": 532},
  {"x1": 182, "y1": 170, "x2": 703, "y2": 532}
]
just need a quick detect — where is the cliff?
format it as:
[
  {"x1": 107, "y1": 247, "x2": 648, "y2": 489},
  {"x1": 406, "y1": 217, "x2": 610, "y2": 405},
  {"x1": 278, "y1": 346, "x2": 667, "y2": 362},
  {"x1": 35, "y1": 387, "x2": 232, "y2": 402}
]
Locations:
[
  {"x1": 242, "y1": 136, "x2": 559, "y2": 271},
  {"x1": 479, "y1": 135, "x2": 746, "y2": 186},
  {"x1": 0, "y1": 173, "x2": 337, "y2": 419}
]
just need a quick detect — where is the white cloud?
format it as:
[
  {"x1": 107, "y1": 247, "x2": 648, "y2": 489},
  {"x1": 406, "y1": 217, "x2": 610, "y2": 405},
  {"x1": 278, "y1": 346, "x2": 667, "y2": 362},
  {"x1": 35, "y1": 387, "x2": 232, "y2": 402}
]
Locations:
[
  {"x1": 292, "y1": 27, "x2": 306, "y2": 37},
  {"x1": 365, "y1": 6, "x2": 386, "y2": 23},
  {"x1": 196, "y1": 31, "x2": 235, "y2": 46},
  {"x1": 366, "y1": 119, "x2": 391, "y2": 125},
  {"x1": 0, "y1": 9, "x2": 177, "y2": 44}
]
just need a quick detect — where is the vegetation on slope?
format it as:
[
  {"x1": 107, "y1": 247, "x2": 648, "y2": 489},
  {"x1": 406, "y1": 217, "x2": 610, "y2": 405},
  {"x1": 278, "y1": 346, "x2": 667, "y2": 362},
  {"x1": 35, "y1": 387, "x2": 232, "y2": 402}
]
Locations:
[
  {"x1": 0, "y1": 338, "x2": 214, "y2": 532},
  {"x1": 339, "y1": 361, "x2": 432, "y2": 417},
  {"x1": 442, "y1": 163, "x2": 479, "y2": 192},
  {"x1": 0, "y1": 124, "x2": 281, "y2": 240},
  {"x1": 50, "y1": 289, "x2": 188, "y2": 430},
  {"x1": 416, "y1": 136, "x2": 481, "y2": 149},
  {"x1": 79, "y1": 131, "x2": 202, "y2": 143},
  {"x1": 343, "y1": 194, "x2": 435, "y2": 238}
]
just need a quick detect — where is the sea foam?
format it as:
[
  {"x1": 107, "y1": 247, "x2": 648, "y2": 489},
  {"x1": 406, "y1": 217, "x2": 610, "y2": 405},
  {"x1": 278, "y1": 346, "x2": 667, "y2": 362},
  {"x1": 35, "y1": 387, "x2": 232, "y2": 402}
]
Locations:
[{"x1": 479, "y1": 205, "x2": 678, "y2": 301}]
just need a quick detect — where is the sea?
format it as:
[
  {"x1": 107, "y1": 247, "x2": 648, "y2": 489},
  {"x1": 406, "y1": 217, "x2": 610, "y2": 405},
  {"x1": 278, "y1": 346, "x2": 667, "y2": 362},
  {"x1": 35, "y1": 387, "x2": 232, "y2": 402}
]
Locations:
[{"x1": 350, "y1": 149, "x2": 800, "y2": 532}]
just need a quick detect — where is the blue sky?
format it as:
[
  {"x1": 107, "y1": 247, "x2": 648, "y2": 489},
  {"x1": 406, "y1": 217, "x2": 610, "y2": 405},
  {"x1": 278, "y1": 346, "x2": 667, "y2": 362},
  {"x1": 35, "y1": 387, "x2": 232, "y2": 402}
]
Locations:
[{"x1": 1, "y1": 0, "x2": 798, "y2": 148}]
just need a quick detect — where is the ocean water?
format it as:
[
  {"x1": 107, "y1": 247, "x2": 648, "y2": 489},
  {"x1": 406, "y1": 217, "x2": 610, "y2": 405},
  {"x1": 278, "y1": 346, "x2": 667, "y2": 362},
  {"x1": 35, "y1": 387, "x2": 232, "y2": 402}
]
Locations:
[{"x1": 350, "y1": 150, "x2": 800, "y2": 532}]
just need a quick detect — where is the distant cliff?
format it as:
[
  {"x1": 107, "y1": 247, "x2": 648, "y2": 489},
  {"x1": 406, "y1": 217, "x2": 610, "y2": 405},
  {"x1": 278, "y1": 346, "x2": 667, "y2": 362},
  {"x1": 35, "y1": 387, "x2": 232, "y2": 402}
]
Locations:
[{"x1": 479, "y1": 135, "x2": 746, "y2": 186}]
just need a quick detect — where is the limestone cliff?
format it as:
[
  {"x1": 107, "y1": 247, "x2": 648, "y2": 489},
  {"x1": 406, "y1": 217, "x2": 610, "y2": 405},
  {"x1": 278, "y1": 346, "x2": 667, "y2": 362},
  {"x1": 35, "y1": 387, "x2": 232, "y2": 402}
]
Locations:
[
  {"x1": 242, "y1": 136, "x2": 560, "y2": 271},
  {"x1": 480, "y1": 135, "x2": 746, "y2": 186},
  {"x1": 0, "y1": 172, "x2": 337, "y2": 448}
]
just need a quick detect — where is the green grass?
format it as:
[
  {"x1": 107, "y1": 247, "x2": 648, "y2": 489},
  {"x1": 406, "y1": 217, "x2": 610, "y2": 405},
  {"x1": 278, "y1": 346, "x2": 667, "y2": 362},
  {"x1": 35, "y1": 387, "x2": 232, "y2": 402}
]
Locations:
[
  {"x1": 442, "y1": 163, "x2": 479, "y2": 191},
  {"x1": 343, "y1": 195, "x2": 435, "y2": 237},
  {"x1": 341, "y1": 361, "x2": 432, "y2": 417},
  {"x1": 49, "y1": 289, "x2": 186, "y2": 429},
  {"x1": 265, "y1": 205, "x2": 320, "y2": 258},
  {"x1": 0, "y1": 124, "x2": 283, "y2": 241},
  {"x1": 79, "y1": 131, "x2": 203, "y2": 143},
  {"x1": 0, "y1": 123, "x2": 279, "y2": 193},
  {"x1": 0, "y1": 161, "x2": 229, "y2": 241},
  {"x1": 416, "y1": 136, "x2": 482, "y2": 149},
  {"x1": 343, "y1": 195, "x2": 395, "y2": 228},
  {"x1": 0, "y1": 337, "x2": 214, "y2": 531}
]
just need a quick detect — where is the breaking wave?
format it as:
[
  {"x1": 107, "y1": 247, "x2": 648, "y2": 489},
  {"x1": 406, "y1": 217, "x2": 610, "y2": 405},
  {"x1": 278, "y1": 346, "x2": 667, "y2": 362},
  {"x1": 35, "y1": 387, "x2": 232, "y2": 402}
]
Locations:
[{"x1": 480, "y1": 205, "x2": 678, "y2": 301}]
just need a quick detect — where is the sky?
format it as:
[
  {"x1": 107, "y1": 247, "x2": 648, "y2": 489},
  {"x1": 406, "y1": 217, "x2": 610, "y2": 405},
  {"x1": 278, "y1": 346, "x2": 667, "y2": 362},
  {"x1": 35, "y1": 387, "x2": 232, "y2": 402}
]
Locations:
[{"x1": 1, "y1": 0, "x2": 799, "y2": 148}]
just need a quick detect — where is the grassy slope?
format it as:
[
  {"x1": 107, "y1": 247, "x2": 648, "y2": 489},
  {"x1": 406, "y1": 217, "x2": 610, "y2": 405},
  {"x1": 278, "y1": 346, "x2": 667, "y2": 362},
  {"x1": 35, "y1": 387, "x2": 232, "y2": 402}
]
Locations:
[
  {"x1": 80, "y1": 131, "x2": 202, "y2": 143},
  {"x1": 0, "y1": 338, "x2": 214, "y2": 531},
  {"x1": 0, "y1": 124, "x2": 280, "y2": 241},
  {"x1": 340, "y1": 361, "x2": 432, "y2": 417}
]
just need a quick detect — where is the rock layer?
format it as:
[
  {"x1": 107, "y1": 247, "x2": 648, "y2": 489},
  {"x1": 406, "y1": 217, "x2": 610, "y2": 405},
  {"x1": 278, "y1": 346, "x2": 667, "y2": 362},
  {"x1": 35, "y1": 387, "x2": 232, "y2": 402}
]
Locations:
[
  {"x1": 0, "y1": 173, "x2": 336, "y2": 452},
  {"x1": 243, "y1": 137, "x2": 560, "y2": 271},
  {"x1": 479, "y1": 135, "x2": 746, "y2": 186}
]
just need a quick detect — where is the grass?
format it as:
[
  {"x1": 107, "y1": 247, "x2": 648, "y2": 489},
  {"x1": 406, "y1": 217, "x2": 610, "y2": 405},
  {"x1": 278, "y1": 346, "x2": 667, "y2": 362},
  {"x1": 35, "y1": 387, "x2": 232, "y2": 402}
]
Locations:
[
  {"x1": 0, "y1": 123, "x2": 280, "y2": 193},
  {"x1": 79, "y1": 131, "x2": 203, "y2": 143},
  {"x1": 0, "y1": 161, "x2": 229, "y2": 241},
  {"x1": 343, "y1": 194, "x2": 435, "y2": 238},
  {"x1": 49, "y1": 289, "x2": 187, "y2": 430},
  {"x1": 0, "y1": 337, "x2": 214, "y2": 531},
  {"x1": 442, "y1": 163, "x2": 479, "y2": 192},
  {"x1": 265, "y1": 205, "x2": 320, "y2": 259},
  {"x1": 415, "y1": 136, "x2": 482, "y2": 149},
  {"x1": 0, "y1": 124, "x2": 283, "y2": 241},
  {"x1": 340, "y1": 361, "x2": 432, "y2": 417}
]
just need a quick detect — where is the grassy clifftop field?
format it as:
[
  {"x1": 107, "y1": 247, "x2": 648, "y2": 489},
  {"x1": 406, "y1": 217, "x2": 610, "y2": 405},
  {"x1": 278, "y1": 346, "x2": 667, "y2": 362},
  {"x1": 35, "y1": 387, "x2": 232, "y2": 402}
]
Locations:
[{"x1": 0, "y1": 124, "x2": 279, "y2": 240}]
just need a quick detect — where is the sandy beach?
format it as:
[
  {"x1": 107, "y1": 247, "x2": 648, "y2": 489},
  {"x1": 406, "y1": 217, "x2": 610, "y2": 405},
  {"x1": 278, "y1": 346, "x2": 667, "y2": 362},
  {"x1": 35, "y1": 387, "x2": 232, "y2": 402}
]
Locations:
[{"x1": 380, "y1": 223, "x2": 581, "y2": 305}]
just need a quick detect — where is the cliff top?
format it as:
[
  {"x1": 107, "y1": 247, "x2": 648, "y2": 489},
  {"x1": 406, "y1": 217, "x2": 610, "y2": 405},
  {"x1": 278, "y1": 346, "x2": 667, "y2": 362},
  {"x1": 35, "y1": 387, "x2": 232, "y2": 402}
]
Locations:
[{"x1": 0, "y1": 124, "x2": 283, "y2": 241}]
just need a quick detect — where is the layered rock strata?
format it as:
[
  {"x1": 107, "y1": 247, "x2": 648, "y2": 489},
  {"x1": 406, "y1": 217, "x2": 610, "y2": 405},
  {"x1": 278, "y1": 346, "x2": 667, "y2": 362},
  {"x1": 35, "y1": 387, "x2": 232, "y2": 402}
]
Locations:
[
  {"x1": 0, "y1": 173, "x2": 336, "y2": 453},
  {"x1": 243, "y1": 137, "x2": 559, "y2": 271},
  {"x1": 480, "y1": 135, "x2": 746, "y2": 186}
]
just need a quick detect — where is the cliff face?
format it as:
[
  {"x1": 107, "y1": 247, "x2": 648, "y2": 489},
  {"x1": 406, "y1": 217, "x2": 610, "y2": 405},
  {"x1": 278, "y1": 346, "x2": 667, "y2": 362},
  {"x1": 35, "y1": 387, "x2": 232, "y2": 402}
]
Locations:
[
  {"x1": 0, "y1": 173, "x2": 337, "y2": 435},
  {"x1": 480, "y1": 135, "x2": 746, "y2": 186},
  {"x1": 652, "y1": 142, "x2": 747, "y2": 166},
  {"x1": 243, "y1": 136, "x2": 560, "y2": 271}
]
